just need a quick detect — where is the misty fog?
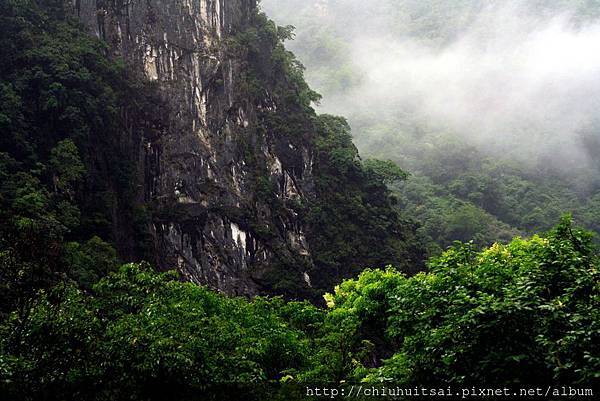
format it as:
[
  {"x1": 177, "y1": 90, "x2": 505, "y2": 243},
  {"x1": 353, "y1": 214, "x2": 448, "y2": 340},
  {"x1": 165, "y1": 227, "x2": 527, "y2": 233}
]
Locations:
[{"x1": 260, "y1": 0, "x2": 600, "y2": 173}]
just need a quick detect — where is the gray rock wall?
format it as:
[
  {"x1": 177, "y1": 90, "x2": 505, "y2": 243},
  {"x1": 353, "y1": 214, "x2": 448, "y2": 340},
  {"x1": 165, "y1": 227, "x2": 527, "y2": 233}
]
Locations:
[{"x1": 74, "y1": 0, "x2": 315, "y2": 296}]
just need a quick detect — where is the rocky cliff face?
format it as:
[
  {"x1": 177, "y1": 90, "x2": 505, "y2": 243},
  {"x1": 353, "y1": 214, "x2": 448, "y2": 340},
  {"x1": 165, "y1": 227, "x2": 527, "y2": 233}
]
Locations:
[
  {"x1": 73, "y1": 0, "x2": 316, "y2": 296},
  {"x1": 70, "y1": 0, "x2": 425, "y2": 299}
]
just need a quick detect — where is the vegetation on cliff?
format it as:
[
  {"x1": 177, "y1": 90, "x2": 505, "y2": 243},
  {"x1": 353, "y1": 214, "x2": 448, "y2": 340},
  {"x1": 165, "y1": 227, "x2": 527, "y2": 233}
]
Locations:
[
  {"x1": 0, "y1": 0, "x2": 139, "y2": 318},
  {"x1": 227, "y1": 10, "x2": 426, "y2": 295}
]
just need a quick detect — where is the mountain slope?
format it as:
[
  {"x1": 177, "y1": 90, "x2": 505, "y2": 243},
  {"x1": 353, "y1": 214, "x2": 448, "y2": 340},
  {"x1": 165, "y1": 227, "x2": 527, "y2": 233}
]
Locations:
[{"x1": 0, "y1": 0, "x2": 424, "y2": 306}]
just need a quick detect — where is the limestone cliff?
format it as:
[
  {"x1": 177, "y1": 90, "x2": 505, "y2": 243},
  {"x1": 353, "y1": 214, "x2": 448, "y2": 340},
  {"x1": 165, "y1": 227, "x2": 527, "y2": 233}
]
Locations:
[
  {"x1": 71, "y1": 0, "x2": 424, "y2": 298},
  {"x1": 72, "y1": 0, "x2": 316, "y2": 296}
]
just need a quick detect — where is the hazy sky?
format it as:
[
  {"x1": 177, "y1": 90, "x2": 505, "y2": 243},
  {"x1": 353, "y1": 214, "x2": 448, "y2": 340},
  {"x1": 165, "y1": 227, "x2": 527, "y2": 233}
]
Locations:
[{"x1": 261, "y1": 0, "x2": 600, "y2": 170}]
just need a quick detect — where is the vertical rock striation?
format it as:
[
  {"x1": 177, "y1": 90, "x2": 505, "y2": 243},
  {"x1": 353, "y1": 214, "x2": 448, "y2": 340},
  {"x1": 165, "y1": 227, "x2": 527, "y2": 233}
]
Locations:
[{"x1": 74, "y1": 0, "x2": 315, "y2": 296}]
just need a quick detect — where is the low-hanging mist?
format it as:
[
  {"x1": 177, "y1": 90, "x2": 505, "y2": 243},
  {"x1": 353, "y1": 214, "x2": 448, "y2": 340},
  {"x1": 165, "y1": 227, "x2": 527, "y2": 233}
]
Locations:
[{"x1": 261, "y1": 0, "x2": 600, "y2": 174}]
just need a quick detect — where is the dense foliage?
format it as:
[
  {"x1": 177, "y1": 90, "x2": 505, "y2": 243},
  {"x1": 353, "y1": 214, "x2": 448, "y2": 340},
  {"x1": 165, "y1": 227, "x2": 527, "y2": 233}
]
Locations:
[
  {"x1": 378, "y1": 133, "x2": 600, "y2": 255},
  {"x1": 1, "y1": 218, "x2": 597, "y2": 399},
  {"x1": 308, "y1": 114, "x2": 424, "y2": 287},
  {"x1": 0, "y1": 263, "x2": 322, "y2": 399},
  {"x1": 229, "y1": 11, "x2": 426, "y2": 295},
  {"x1": 323, "y1": 217, "x2": 599, "y2": 386},
  {"x1": 0, "y1": 0, "x2": 133, "y2": 318}
]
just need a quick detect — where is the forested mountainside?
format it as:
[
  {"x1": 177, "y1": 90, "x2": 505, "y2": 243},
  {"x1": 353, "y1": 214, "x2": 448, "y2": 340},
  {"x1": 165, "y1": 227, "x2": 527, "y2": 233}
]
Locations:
[
  {"x1": 261, "y1": 0, "x2": 600, "y2": 255},
  {"x1": 0, "y1": 0, "x2": 424, "y2": 310},
  {"x1": 0, "y1": 0, "x2": 598, "y2": 400}
]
